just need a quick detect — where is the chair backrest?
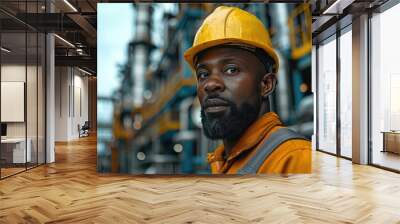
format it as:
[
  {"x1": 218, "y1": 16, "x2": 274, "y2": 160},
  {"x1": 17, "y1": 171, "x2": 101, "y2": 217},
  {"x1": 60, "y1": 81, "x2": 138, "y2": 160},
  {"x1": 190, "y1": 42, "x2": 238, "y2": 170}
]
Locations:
[{"x1": 82, "y1": 121, "x2": 90, "y2": 129}]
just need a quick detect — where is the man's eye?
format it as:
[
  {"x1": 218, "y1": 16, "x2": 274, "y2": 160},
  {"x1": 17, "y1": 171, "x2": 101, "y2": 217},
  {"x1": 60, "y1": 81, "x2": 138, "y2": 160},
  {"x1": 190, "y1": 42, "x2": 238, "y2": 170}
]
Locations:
[
  {"x1": 224, "y1": 66, "x2": 239, "y2": 75},
  {"x1": 196, "y1": 71, "x2": 208, "y2": 80}
]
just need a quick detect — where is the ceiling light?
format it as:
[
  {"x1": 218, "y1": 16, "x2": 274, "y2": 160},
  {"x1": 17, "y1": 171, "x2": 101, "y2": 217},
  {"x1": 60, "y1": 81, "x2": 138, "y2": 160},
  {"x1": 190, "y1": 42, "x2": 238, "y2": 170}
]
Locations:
[
  {"x1": 322, "y1": 0, "x2": 355, "y2": 15},
  {"x1": 1, "y1": 47, "x2": 11, "y2": 53},
  {"x1": 63, "y1": 0, "x2": 78, "y2": 12},
  {"x1": 78, "y1": 67, "x2": 93, "y2": 76},
  {"x1": 76, "y1": 48, "x2": 83, "y2": 55},
  {"x1": 54, "y1": 34, "x2": 75, "y2": 48},
  {"x1": 323, "y1": 0, "x2": 341, "y2": 14}
]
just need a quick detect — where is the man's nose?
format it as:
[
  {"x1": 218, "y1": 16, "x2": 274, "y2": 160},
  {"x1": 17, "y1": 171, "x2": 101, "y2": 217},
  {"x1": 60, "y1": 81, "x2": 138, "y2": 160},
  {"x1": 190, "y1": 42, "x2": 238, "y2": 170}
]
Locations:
[{"x1": 204, "y1": 73, "x2": 224, "y2": 94}]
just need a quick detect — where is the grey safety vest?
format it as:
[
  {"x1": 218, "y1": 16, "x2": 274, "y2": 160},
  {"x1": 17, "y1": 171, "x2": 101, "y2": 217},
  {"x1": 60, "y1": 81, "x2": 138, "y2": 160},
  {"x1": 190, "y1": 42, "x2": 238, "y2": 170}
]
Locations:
[{"x1": 237, "y1": 127, "x2": 309, "y2": 174}]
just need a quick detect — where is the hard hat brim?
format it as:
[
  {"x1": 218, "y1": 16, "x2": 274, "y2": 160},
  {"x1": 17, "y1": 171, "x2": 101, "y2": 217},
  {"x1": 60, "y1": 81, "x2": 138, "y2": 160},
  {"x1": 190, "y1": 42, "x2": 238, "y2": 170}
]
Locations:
[{"x1": 184, "y1": 38, "x2": 280, "y2": 73}]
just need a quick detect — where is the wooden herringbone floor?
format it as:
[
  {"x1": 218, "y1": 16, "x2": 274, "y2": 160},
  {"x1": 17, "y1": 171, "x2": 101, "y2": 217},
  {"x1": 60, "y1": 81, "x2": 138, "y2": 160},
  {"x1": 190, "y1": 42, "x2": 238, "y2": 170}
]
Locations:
[{"x1": 1, "y1": 135, "x2": 400, "y2": 224}]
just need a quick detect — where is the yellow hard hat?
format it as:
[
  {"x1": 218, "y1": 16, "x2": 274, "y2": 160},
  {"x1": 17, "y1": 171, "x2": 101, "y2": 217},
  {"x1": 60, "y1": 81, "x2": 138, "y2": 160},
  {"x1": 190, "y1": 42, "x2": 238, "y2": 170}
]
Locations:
[{"x1": 184, "y1": 6, "x2": 279, "y2": 72}]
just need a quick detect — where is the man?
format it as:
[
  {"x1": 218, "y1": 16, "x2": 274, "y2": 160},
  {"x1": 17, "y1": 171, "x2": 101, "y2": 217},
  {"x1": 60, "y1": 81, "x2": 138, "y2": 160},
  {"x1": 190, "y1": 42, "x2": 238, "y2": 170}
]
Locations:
[{"x1": 184, "y1": 6, "x2": 311, "y2": 174}]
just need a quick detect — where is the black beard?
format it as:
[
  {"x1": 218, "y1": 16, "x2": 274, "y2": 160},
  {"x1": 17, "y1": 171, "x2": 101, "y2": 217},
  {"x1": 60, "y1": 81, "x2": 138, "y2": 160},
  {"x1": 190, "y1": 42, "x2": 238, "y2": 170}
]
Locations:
[{"x1": 200, "y1": 101, "x2": 259, "y2": 140}]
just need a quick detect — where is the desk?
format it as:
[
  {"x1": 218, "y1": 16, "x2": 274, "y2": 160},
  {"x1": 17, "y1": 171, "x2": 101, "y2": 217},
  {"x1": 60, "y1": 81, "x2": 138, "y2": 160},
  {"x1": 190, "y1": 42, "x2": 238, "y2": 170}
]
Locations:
[
  {"x1": 1, "y1": 138, "x2": 31, "y2": 163},
  {"x1": 382, "y1": 131, "x2": 400, "y2": 154}
]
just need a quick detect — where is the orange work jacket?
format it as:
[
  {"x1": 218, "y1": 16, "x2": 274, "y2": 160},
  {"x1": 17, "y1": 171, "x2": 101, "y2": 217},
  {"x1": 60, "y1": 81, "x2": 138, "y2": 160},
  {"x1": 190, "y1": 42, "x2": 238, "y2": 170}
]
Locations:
[{"x1": 207, "y1": 112, "x2": 311, "y2": 174}]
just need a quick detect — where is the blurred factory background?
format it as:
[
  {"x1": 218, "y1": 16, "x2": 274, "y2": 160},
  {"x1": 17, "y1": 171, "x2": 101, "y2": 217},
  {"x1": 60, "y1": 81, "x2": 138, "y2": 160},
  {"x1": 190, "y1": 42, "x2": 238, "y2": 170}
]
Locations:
[{"x1": 97, "y1": 3, "x2": 312, "y2": 174}]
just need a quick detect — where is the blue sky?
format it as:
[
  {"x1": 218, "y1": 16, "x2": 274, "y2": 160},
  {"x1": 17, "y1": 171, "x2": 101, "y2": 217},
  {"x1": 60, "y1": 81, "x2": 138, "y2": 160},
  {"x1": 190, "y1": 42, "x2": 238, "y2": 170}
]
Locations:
[{"x1": 98, "y1": 3, "x2": 134, "y2": 97}]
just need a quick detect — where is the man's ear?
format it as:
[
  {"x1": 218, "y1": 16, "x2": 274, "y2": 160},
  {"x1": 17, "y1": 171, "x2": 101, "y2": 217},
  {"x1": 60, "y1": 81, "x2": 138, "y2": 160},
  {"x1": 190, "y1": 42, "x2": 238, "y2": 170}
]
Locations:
[{"x1": 260, "y1": 73, "x2": 277, "y2": 99}]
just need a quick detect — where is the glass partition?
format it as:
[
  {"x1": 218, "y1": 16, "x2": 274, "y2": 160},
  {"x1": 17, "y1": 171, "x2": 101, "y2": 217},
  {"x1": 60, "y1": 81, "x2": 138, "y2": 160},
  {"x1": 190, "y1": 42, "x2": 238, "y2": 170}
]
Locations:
[
  {"x1": 371, "y1": 4, "x2": 400, "y2": 171},
  {"x1": 0, "y1": 1, "x2": 46, "y2": 179},
  {"x1": 38, "y1": 32, "x2": 45, "y2": 165},
  {"x1": 317, "y1": 35, "x2": 337, "y2": 155},
  {"x1": 339, "y1": 27, "x2": 352, "y2": 158},
  {"x1": 1, "y1": 31, "x2": 28, "y2": 177},
  {"x1": 27, "y1": 31, "x2": 38, "y2": 169}
]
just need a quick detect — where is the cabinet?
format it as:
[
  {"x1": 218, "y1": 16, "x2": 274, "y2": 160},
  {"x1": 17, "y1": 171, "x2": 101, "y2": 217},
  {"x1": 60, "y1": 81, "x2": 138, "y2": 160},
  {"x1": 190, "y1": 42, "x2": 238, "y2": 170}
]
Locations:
[
  {"x1": 382, "y1": 131, "x2": 400, "y2": 154},
  {"x1": 1, "y1": 138, "x2": 31, "y2": 164}
]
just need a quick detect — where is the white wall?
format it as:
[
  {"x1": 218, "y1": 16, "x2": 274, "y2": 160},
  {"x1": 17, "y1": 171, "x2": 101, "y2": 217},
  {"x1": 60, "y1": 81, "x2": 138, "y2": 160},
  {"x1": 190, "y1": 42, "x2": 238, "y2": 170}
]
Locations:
[
  {"x1": 55, "y1": 66, "x2": 68, "y2": 141},
  {"x1": 55, "y1": 67, "x2": 89, "y2": 141}
]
